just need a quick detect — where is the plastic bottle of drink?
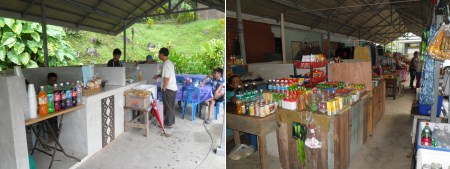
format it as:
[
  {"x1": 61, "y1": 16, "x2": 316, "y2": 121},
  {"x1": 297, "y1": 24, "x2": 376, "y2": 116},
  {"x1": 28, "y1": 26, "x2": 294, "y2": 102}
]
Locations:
[
  {"x1": 275, "y1": 80, "x2": 279, "y2": 93},
  {"x1": 268, "y1": 80, "x2": 272, "y2": 91},
  {"x1": 53, "y1": 84, "x2": 61, "y2": 111},
  {"x1": 443, "y1": 126, "x2": 450, "y2": 148},
  {"x1": 46, "y1": 86, "x2": 55, "y2": 113},
  {"x1": 236, "y1": 95, "x2": 243, "y2": 115},
  {"x1": 76, "y1": 81, "x2": 82, "y2": 104},
  {"x1": 65, "y1": 82, "x2": 73, "y2": 108},
  {"x1": 244, "y1": 83, "x2": 249, "y2": 93},
  {"x1": 421, "y1": 122, "x2": 432, "y2": 146},
  {"x1": 60, "y1": 83, "x2": 66, "y2": 109},
  {"x1": 432, "y1": 125, "x2": 441, "y2": 147},
  {"x1": 72, "y1": 82, "x2": 78, "y2": 106},
  {"x1": 38, "y1": 86, "x2": 48, "y2": 117}
]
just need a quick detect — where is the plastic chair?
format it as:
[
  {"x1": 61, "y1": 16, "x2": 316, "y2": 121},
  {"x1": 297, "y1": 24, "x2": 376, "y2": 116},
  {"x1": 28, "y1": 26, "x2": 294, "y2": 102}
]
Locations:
[
  {"x1": 181, "y1": 86, "x2": 201, "y2": 121},
  {"x1": 176, "y1": 76, "x2": 185, "y2": 84},
  {"x1": 214, "y1": 100, "x2": 225, "y2": 120}
]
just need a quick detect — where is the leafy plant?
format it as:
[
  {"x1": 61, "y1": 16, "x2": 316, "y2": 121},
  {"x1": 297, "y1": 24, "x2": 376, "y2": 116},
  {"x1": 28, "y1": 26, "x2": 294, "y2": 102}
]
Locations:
[
  {"x1": 177, "y1": 2, "x2": 199, "y2": 23},
  {"x1": 147, "y1": 18, "x2": 154, "y2": 27},
  {"x1": 0, "y1": 17, "x2": 76, "y2": 70}
]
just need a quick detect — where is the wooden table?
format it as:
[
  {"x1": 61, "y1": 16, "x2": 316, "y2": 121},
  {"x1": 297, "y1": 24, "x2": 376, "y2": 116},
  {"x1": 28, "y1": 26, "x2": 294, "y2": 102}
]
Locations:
[
  {"x1": 27, "y1": 105, "x2": 85, "y2": 169},
  {"x1": 226, "y1": 104, "x2": 278, "y2": 169},
  {"x1": 385, "y1": 78, "x2": 399, "y2": 100},
  {"x1": 277, "y1": 92, "x2": 372, "y2": 169}
]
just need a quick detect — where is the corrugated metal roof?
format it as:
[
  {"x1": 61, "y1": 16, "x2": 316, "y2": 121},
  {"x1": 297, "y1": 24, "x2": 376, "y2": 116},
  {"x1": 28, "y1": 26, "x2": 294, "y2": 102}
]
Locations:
[
  {"x1": 226, "y1": 0, "x2": 431, "y2": 43},
  {"x1": 0, "y1": 0, "x2": 224, "y2": 35}
]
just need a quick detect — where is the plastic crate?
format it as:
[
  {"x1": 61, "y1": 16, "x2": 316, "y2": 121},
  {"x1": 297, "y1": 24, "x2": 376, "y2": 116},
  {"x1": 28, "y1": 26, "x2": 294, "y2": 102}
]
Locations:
[
  {"x1": 125, "y1": 94, "x2": 151, "y2": 109},
  {"x1": 416, "y1": 149, "x2": 450, "y2": 169},
  {"x1": 132, "y1": 84, "x2": 157, "y2": 100},
  {"x1": 418, "y1": 95, "x2": 443, "y2": 117},
  {"x1": 294, "y1": 60, "x2": 328, "y2": 69},
  {"x1": 415, "y1": 121, "x2": 450, "y2": 152}
]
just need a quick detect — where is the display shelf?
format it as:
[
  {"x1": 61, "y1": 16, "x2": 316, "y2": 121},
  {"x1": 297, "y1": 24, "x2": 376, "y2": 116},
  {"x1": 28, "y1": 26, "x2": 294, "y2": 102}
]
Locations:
[{"x1": 293, "y1": 60, "x2": 328, "y2": 69}]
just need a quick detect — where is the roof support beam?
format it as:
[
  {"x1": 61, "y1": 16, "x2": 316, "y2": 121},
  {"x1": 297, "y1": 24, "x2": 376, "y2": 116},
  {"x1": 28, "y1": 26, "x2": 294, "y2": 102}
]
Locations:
[
  {"x1": 334, "y1": 0, "x2": 384, "y2": 32},
  {"x1": 348, "y1": 9, "x2": 384, "y2": 36},
  {"x1": 272, "y1": 0, "x2": 359, "y2": 31},
  {"x1": 76, "y1": 0, "x2": 104, "y2": 26},
  {"x1": 22, "y1": 0, "x2": 36, "y2": 18},
  {"x1": 137, "y1": 7, "x2": 212, "y2": 18},
  {"x1": 362, "y1": 14, "x2": 399, "y2": 40},
  {"x1": 59, "y1": 0, "x2": 123, "y2": 21},
  {"x1": 329, "y1": 5, "x2": 422, "y2": 16},
  {"x1": 313, "y1": 0, "x2": 348, "y2": 29},
  {"x1": 117, "y1": 0, "x2": 169, "y2": 34}
]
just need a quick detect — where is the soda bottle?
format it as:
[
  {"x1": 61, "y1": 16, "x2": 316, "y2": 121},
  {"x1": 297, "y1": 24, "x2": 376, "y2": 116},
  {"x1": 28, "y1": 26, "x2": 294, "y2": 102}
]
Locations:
[
  {"x1": 236, "y1": 95, "x2": 243, "y2": 115},
  {"x1": 65, "y1": 82, "x2": 73, "y2": 108},
  {"x1": 38, "y1": 86, "x2": 48, "y2": 117},
  {"x1": 53, "y1": 84, "x2": 61, "y2": 111},
  {"x1": 76, "y1": 81, "x2": 82, "y2": 104},
  {"x1": 72, "y1": 82, "x2": 77, "y2": 106},
  {"x1": 432, "y1": 125, "x2": 442, "y2": 148},
  {"x1": 60, "y1": 83, "x2": 66, "y2": 109},
  {"x1": 244, "y1": 83, "x2": 249, "y2": 93},
  {"x1": 46, "y1": 86, "x2": 55, "y2": 113},
  {"x1": 268, "y1": 80, "x2": 272, "y2": 91},
  {"x1": 421, "y1": 122, "x2": 432, "y2": 146}
]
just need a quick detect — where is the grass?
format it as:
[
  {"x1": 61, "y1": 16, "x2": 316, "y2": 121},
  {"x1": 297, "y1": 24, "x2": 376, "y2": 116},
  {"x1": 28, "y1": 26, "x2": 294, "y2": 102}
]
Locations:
[{"x1": 66, "y1": 19, "x2": 224, "y2": 65}]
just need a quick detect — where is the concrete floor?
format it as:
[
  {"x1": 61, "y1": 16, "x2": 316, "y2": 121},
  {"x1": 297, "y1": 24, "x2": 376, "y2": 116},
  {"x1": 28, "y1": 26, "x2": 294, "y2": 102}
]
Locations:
[
  {"x1": 69, "y1": 105, "x2": 225, "y2": 169},
  {"x1": 227, "y1": 82, "x2": 417, "y2": 169}
]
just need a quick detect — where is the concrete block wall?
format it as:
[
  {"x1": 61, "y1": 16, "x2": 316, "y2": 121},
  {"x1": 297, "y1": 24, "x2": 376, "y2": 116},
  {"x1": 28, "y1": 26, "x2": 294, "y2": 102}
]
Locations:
[
  {"x1": 95, "y1": 67, "x2": 126, "y2": 86},
  {"x1": 1, "y1": 66, "x2": 83, "y2": 93},
  {"x1": 0, "y1": 76, "x2": 30, "y2": 169}
]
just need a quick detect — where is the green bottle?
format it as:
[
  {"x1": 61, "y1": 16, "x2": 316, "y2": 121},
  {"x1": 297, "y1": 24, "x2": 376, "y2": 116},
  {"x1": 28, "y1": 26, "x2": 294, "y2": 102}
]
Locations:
[{"x1": 46, "y1": 85, "x2": 55, "y2": 113}]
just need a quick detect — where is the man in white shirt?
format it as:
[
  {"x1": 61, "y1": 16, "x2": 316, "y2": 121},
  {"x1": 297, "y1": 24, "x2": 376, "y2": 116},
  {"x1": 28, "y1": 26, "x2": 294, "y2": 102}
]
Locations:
[{"x1": 153, "y1": 48, "x2": 177, "y2": 128}]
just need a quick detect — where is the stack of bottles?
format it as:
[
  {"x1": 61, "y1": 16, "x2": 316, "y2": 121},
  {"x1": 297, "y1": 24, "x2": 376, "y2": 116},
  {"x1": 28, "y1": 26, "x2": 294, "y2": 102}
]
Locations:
[
  {"x1": 421, "y1": 123, "x2": 450, "y2": 149},
  {"x1": 235, "y1": 83, "x2": 276, "y2": 117},
  {"x1": 37, "y1": 81, "x2": 83, "y2": 117}
]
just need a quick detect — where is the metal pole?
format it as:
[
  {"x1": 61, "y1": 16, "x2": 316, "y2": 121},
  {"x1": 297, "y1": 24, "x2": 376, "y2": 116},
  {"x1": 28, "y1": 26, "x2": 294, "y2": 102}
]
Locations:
[
  {"x1": 41, "y1": 0, "x2": 48, "y2": 67},
  {"x1": 215, "y1": 105, "x2": 226, "y2": 156},
  {"x1": 123, "y1": 21, "x2": 127, "y2": 62},
  {"x1": 236, "y1": 0, "x2": 246, "y2": 64},
  {"x1": 431, "y1": 60, "x2": 442, "y2": 122},
  {"x1": 281, "y1": 13, "x2": 286, "y2": 64},
  {"x1": 327, "y1": 18, "x2": 331, "y2": 58}
]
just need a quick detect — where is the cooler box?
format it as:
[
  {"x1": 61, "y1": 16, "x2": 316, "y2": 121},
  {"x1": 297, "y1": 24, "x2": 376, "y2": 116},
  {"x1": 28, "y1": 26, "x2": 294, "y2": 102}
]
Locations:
[
  {"x1": 416, "y1": 149, "x2": 450, "y2": 169},
  {"x1": 125, "y1": 84, "x2": 157, "y2": 109},
  {"x1": 415, "y1": 122, "x2": 450, "y2": 152},
  {"x1": 418, "y1": 95, "x2": 443, "y2": 117}
]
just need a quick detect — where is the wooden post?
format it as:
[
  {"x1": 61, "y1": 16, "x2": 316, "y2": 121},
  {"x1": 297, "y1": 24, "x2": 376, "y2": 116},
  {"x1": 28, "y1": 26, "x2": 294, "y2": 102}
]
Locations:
[
  {"x1": 236, "y1": 0, "x2": 246, "y2": 64},
  {"x1": 123, "y1": 21, "x2": 127, "y2": 62},
  {"x1": 281, "y1": 13, "x2": 286, "y2": 63}
]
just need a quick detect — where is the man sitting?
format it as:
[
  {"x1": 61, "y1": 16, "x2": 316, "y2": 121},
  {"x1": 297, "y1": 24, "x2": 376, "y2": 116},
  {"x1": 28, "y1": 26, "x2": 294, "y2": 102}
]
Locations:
[{"x1": 202, "y1": 68, "x2": 225, "y2": 124}]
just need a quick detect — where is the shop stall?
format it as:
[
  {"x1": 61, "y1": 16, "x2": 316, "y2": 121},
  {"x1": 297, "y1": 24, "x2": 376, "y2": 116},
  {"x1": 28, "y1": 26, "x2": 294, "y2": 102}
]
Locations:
[{"x1": 0, "y1": 65, "x2": 149, "y2": 168}]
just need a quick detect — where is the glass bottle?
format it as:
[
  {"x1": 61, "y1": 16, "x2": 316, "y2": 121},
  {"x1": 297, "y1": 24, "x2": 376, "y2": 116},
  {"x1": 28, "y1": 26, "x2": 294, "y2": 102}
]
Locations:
[{"x1": 318, "y1": 94, "x2": 327, "y2": 114}]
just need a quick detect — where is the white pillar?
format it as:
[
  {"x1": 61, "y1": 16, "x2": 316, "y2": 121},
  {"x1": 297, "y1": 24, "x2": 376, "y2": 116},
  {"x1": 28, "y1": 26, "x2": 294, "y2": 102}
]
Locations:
[
  {"x1": 41, "y1": 0, "x2": 48, "y2": 67},
  {"x1": 236, "y1": 0, "x2": 246, "y2": 64},
  {"x1": 281, "y1": 13, "x2": 286, "y2": 63},
  {"x1": 0, "y1": 76, "x2": 30, "y2": 169}
]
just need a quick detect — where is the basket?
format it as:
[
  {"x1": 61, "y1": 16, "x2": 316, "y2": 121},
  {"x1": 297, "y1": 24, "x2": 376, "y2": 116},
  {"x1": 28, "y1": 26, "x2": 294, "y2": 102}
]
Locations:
[
  {"x1": 82, "y1": 88, "x2": 102, "y2": 96},
  {"x1": 294, "y1": 60, "x2": 328, "y2": 69}
]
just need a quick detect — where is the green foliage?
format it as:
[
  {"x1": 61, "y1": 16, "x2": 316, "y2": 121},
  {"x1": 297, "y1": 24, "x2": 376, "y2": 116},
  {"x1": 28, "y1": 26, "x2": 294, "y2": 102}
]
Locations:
[
  {"x1": 177, "y1": 2, "x2": 198, "y2": 23},
  {"x1": 170, "y1": 38, "x2": 224, "y2": 74},
  {"x1": 0, "y1": 17, "x2": 76, "y2": 70},
  {"x1": 147, "y1": 18, "x2": 154, "y2": 27}
]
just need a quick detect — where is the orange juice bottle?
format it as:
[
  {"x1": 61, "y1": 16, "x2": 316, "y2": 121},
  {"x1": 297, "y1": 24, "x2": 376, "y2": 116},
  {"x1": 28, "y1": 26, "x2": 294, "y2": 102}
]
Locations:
[{"x1": 38, "y1": 86, "x2": 48, "y2": 117}]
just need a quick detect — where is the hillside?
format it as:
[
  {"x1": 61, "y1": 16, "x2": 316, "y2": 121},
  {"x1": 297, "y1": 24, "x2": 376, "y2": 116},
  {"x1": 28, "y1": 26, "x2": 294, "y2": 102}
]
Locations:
[{"x1": 66, "y1": 19, "x2": 224, "y2": 65}]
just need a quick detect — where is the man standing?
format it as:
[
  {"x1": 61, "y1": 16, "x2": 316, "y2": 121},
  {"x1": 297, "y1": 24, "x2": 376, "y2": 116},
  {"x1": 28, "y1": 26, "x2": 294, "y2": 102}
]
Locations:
[
  {"x1": 107, "y1": 48, "x2": 123, "y2": 67},
  {"x1": 409, "y1": 51, "x2": 420, "y2": 88},
  {"x1": 153, "y1": 48, "x2": 177, "y2": 128}
]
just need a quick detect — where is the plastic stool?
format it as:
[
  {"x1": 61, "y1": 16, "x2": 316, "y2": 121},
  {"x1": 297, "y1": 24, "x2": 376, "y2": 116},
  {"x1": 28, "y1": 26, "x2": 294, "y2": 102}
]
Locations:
[{"x1": 214, "y1": 100, "x2": 225, "y2": 120}]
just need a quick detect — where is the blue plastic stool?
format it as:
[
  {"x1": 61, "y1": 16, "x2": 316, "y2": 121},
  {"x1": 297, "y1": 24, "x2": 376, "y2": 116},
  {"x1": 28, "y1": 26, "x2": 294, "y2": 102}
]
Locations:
[
  {"x1": 181, "y1": 86, "x2": 201, "y2": 121},
  {"x1": 214, "y1": 100, "x2": 225, "y2": 120}
]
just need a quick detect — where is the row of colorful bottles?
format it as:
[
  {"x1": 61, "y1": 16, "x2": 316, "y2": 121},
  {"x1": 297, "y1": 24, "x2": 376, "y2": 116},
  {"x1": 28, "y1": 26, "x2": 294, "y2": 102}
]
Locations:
[
  {"x1": 38, "y1": 81, "x2": 82, "y2": 117},
  {"x1": 421, "y1": 123, "x2": 450, "y2": 149},
  {"x1": 235, "y1": 97, "x2": 276, "y2": 117}
]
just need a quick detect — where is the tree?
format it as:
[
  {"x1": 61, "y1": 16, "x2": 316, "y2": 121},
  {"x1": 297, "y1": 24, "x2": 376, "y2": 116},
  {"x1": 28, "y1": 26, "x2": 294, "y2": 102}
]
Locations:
[{"x1": 0, "y1": 17, "x2": 76, "y2": 71}]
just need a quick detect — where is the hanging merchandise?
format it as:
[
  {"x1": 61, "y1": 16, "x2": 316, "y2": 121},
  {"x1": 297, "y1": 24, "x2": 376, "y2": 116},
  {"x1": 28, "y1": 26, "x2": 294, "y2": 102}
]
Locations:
[
  {"x1": 419, "y1": 55, "x2": 436, "y2": 105},
  {"x1": 305, "y1": 121, "x2": 322, "y2": 149},
  {"x1": 427, "y1": 24, "x2": 450, "y2": 60}
]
